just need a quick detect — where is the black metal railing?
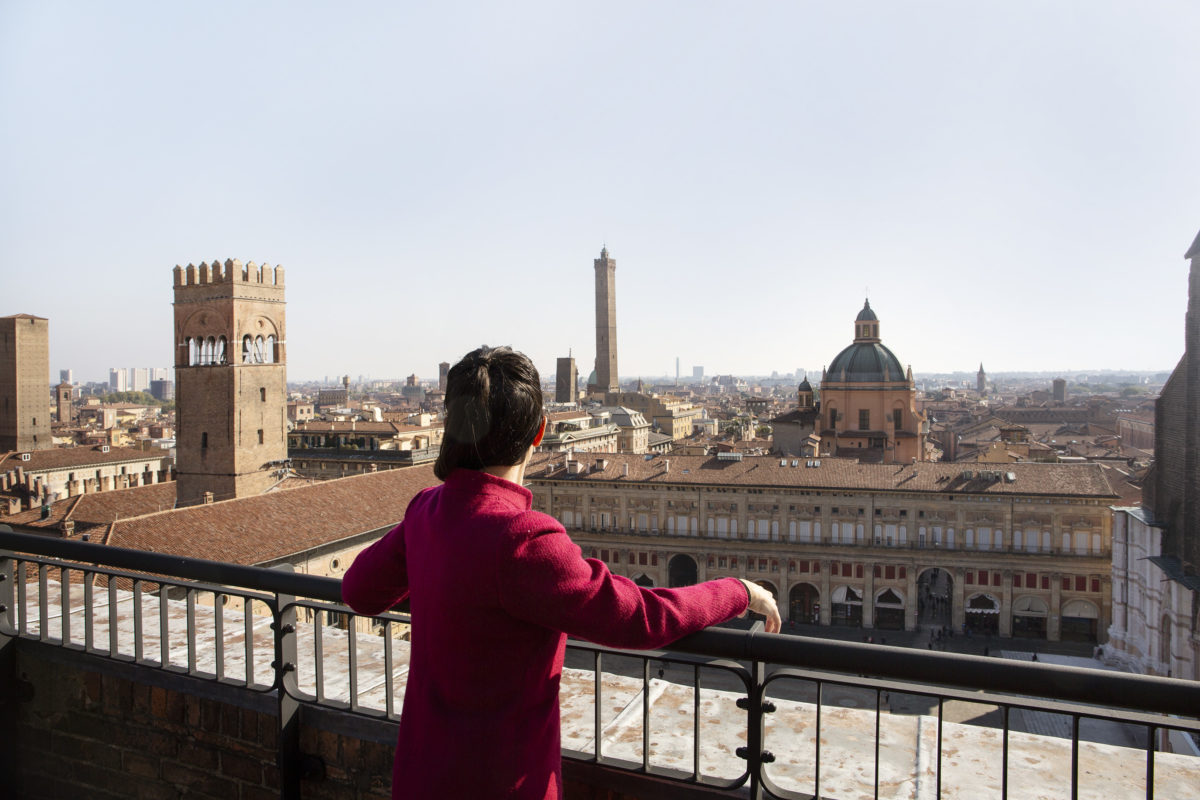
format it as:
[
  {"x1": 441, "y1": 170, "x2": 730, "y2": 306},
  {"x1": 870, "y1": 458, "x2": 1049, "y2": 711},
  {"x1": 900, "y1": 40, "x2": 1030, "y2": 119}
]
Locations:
[{"x1": 1, "y1": 529, "x2": 1197, "y2": 800}]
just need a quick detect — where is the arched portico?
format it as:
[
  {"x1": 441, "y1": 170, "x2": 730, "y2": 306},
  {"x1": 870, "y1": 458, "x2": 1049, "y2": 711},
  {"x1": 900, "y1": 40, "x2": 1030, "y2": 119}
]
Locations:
[
  {"x1": 789, "y1": 582, "x2": 820, "y2": 625},
  {"x1": 1061, "y1": 599, "x2": 1099, "y2": 643},
  {"x1": 873, "y1": 587, "x2": 905, "y2": 630},
  {"x1": 966, "y1": 592, "x2": 1000, "y2": 635},
  {"x1": 668, "y1": 555, "x2": 698, "y2": 588},
  {"x1": 831, "y1": 585, "x2": 863, "y2": 627}
]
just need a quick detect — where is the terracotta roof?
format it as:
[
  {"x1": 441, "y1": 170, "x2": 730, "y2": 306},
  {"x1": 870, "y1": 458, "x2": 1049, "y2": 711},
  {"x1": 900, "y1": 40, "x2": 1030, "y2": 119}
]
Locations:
[
  {"x1": 4, "y1": 482, "x2": 178, "y2": 532},
  {"x1": 0, "y1": 446, "x2": 170, "y2": 472},
  {"x1": 527, "y1": 452, "x2": 1118, "y2": 499},
  {"x1": 106, "y1": 464, "x2": 439, "y2": 565}
]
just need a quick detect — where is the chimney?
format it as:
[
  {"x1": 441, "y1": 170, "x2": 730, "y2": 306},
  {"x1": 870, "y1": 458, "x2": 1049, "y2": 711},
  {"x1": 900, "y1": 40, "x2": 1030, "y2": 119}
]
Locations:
[
  {"x1": 63, "y1": 520, "x2": 75, "y2": 536},
  {"x1": 623, "y1": 463, "x2": 629, "y2": 477},
  {"x1": 203, "y1": 491, "x2": 214, "y2": 505},
  {"x1": 664, "y1": 459, "x2": 670, "y2": 473}
]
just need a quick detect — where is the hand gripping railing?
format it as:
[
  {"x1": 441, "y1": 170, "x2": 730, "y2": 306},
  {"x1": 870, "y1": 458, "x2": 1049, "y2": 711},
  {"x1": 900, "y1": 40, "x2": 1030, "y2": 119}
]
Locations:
[{"x1": 2, "y1": 529, "x2": 1198, "y2": 800}]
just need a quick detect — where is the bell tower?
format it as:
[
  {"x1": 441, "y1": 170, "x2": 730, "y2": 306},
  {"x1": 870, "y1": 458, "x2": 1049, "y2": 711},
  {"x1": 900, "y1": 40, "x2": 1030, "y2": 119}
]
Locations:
[{"x1": 173, "y1": 259, "x2": 288, "y2": 507}]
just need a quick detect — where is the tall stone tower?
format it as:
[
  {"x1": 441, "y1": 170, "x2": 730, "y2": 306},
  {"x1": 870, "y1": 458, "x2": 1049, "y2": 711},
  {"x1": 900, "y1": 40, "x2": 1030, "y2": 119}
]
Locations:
[
  {"x1": 592, "y1": 247, "x2": 619, "y2": 394},
  {"x1": 556, "y1": 356, "x2": 578, "y2": 403},
  {"x1": 55, "y1": 381, "x2": 74, "y2": 423},
  {"x1": 0, "y1": 314, "x2": 52, "y2": 452},
  {"x1": 173, "y1": 260, "x2": 288, "y2": 507},
  {"x1": 977, "y1": 363, "x2": 986, "y2": 395}
]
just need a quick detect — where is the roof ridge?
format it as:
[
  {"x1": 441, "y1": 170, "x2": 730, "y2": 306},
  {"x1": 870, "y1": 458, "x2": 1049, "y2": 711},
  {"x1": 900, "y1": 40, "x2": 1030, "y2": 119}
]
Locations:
[{"x1": 61, "y1": 494, "x2": 85, "y2": 522}]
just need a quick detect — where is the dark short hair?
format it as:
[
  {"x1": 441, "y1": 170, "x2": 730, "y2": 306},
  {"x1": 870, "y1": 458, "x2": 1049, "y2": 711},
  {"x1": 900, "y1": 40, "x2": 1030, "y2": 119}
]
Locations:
[{"x1": 434, "y1": 345, "x2": 544, "y2": 480}]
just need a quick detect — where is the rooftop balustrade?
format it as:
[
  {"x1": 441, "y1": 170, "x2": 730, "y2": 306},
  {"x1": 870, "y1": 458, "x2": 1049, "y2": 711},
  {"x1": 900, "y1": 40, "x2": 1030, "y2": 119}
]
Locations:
[{"x1": 1, "y1": 529, "x2": 1197, "y2": 799}]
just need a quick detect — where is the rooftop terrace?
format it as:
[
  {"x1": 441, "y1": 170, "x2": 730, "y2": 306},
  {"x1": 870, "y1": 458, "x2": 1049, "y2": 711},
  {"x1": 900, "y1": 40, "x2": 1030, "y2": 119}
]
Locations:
[{"x1": 2, "y1": 529, "x2": 1197, "y2": 799}]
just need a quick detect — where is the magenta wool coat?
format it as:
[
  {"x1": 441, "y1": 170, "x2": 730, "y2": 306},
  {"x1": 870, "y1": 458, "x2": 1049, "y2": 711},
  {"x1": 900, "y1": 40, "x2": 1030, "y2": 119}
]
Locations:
[{"x1": 341, "y1": 469, "x2": 750, "y2": 800}]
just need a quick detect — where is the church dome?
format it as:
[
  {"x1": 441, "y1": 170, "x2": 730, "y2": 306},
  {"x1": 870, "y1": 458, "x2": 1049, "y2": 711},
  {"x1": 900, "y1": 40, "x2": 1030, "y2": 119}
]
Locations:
[
  {"x1": 826, "y1": 300, "x2": 906, "y2": 383},
  {"x1": 827, "y1": 342, "x2": 906, "y2": 383}
]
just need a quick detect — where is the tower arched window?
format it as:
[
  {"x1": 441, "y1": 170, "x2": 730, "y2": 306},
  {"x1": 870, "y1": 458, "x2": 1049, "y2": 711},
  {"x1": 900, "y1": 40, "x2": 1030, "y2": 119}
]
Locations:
[
  {"x1": 264, "y1": 335, "x2": 276, "y2": 364},
  {"x1": 243, "y1": 335, "x2": 254, "y2": 364},
  {"x1": 203, "y1": 337, "x2": 216, "y2": 366},
  {"x1": 254, "y1": 336, "x2": 265, "y2": 363},
  {"x1": 215, "y1": 336, "x2": 227, "y2": 365},
  {"x1": 186, "y1": 337, "x2": 197, "y2": 366}
]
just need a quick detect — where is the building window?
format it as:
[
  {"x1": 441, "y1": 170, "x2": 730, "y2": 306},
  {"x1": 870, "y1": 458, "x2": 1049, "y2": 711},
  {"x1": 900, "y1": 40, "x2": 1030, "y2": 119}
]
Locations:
[
  {"x1": 257, "y1": 429, "x2": 264, "y2": 444},
  {"x1": 892, "y1": 409, "x2": 902, "y2": 431},
  {"x1": 201, "y1": 432, "x2": 208, "y2": 449},
  {"x1": 859, "y1": 409, "x2": 870, "y2": 431},
  {"x1": 260, "y1": 387, "x2": 266, "y2": 402}
]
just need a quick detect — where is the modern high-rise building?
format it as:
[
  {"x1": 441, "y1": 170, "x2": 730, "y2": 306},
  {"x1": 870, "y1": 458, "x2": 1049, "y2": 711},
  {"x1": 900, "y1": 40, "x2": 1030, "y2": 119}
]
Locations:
[
  {"x1": 1052, "y1": 378, "x2": 1067, "y2": 403},
  {"x1": 693, "y1": 366, "x2": 704, "y2": 381},
  {"x1": 555, "y1": 356, "x2": 578, "y2": 404},
  {"x1": 591, "y1": 247, "x2": 619, "y2": 394},
  {"x1": 108, "y1": 368, "x2": 129, "y2": 392},
  {"x1": 130, "y1": 367, "x2": 150, "y2": 393},
  {"x1": 59, "y1": 369, "x2": 73, "y2": 384},
  {"x1": 173, "y1": 259, "x2": 288, "y2": 506},
  {"x1": 0, "y1": 314, "x2": 52, "y2": 452}
]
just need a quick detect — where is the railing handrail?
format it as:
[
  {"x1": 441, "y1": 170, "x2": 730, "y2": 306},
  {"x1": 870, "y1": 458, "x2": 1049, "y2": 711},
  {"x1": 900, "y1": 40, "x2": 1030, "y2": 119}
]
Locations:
[{"x1": 2, "y1": 528, "x2": 1197, "y2": 719}]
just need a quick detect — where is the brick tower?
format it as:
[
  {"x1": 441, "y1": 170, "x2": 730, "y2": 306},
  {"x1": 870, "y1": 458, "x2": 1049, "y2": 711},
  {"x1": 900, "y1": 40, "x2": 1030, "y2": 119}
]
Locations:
[
  {"x1": 592, "y1": 247, "x2": 619, "y2": 394},
  {"x1": 0, "y1": 314, "x2": 51, "y2": 452},
  {"x1": 173, "y1": 260, "x2": 287, "y2": 507}
]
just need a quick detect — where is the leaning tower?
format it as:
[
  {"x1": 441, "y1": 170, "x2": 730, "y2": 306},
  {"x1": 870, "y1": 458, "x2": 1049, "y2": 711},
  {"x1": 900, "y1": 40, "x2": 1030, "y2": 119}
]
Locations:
[{"x1": 172, "y1": 260, "x2": 288, "y2": 506}]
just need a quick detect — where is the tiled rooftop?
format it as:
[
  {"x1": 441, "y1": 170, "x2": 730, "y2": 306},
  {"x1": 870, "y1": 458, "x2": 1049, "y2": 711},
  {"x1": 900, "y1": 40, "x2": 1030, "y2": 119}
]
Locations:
[{"x1": 528, "y1": 452, "x2": 1119, "y2": 498}]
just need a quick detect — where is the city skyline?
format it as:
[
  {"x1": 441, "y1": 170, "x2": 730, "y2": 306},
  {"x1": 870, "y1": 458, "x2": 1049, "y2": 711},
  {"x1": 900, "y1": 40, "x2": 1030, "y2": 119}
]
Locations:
[{"x1": 2, "y1": 3, "x2": 1198, "y2": 383}]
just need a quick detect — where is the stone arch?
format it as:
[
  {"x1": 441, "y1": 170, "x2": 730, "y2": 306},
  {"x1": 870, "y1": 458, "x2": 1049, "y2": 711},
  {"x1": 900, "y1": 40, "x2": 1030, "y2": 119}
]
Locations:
[
  {"x1": 789, "y1": 582, "x2": 820, "y2": 624},
  {"x1": 1012, "y1": 594, "x2": 1049, "y2": 639},
  {"x1": 831, "y1": 584, "x2": 863, "y2": 627},
  {"x1": 966, "y1": 592, "x2": 1000, "y2": 635},
  {"x1": 1061, "y1": 599, "x2": 1101, "y2": 644},
  {"x1": 633, "y1": 574, "x2": 654, "y2": 588},
  {"x1": 874, "y1": 587, "x2": 905, "y2": 630},
  {"x1": 668, "y1": 554, "x2": 698, "y2": 588}
]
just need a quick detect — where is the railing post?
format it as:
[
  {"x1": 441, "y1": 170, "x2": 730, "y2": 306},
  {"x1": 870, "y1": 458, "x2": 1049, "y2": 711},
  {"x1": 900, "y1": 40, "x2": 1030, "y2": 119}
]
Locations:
[
  {"x1": 272, "y1": 565, "x2": 300, "y2": 799},
  {"x1": 736, "y1": 624, "x2": 775, "y2": 800},
  {"x1": 0, "y1": 541, "x2": 20, "y2": 792}
]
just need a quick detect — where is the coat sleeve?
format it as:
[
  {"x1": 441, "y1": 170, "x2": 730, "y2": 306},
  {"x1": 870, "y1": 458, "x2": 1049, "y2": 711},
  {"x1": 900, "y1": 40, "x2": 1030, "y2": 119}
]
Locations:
[
  {"x1": 341, "y1": 520, "x2": 410, "y2": 616},
  {"x1": 496, "y1": 512, "x2": 748, "y2": 650}
]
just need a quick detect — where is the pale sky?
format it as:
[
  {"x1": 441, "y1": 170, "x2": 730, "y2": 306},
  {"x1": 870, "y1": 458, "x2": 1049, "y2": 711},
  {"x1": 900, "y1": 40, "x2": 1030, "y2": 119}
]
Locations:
[{"x1": 2, "y1": 2, "x2": 1198, "y2": 385}]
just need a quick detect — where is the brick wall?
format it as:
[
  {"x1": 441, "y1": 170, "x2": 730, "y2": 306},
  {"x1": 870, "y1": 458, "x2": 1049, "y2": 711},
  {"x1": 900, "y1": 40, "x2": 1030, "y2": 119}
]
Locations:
[{"x1": 9, "y1": 641, "x2": 733, "y2": 800}]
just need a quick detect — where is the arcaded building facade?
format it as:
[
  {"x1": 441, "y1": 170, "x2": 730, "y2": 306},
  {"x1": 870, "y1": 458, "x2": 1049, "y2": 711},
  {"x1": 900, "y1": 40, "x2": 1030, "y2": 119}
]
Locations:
[{"x1": 528, "y1": 452, "x2": 1117, "y2": 642}]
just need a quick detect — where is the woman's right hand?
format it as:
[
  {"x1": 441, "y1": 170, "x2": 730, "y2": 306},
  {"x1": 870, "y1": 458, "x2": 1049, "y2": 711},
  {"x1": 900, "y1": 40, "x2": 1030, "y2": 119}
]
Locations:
[{"x1": 740, "y1": 579, "x2": 782, "y2": 633}]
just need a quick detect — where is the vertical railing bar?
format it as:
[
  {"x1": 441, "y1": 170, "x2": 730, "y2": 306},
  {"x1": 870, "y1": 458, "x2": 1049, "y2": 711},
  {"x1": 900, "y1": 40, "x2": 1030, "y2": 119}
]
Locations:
[
  {"x1": 107, "y1": 574, "x2": 118, "y2": 656},
  {"x1": 814, "y1": 680, "x2": 823, "y2": 799},
  {"x1": 214, "y1": 593, "x2": 225, "y2": 680},
  {"x1": 1002, "y1": 704, "x2": 1010, "y2": 800},
  {"x1": 186, "y1": 590, "x2": 197, "y2": 674},
  {"x1": 936, "y1": 697, "x2": 944, "y2": 799},
  {"x1": 384, "y1": 619, "x2": 395, "y2": 718},
  {"x1": 594, "y1": 651, "x2": 603, "y2": 762},
  {"x1": 244, "y1": 598, "x2": 255, "y2": 687},
  {"x1": 1145, "y1": 724, "x2": 1155, "y2": 800},
  {"x1": 133, "y1": 581, "x2": 143, "y2": 663},
  {"x1": 83, "y1": 571, "x2": 95, "y2": 652},
  {"x1": 348, "y1": 614, "x2": 359, "y2": 712},
  {"x1": 17, "y1": 561, "x2": 29, "y2": 635},
  {"x1": 692, "y1": 663, "x2": 701, "y2": 781},
  {"x1": 159, "y1": 581, "x2": 170, "y2": 667},
  {"x1": 38, "y1": 564, "x2": 48, "y2": 642},
  {"x1": 59, "y1": 566, "x2": 70, "y2": 644},
  {"x1": 874, "y1": 688, "x2": 881, "y2": 800},
  {"x1": 314, "y1": 610, "x2": 325, "y2": 703},
  {"x1": 642, "y1": 658, "x2": 651, "y2": 772},
  {"x1": 1071, "y1": 714, "x2": 1080, "y2": 800}
]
